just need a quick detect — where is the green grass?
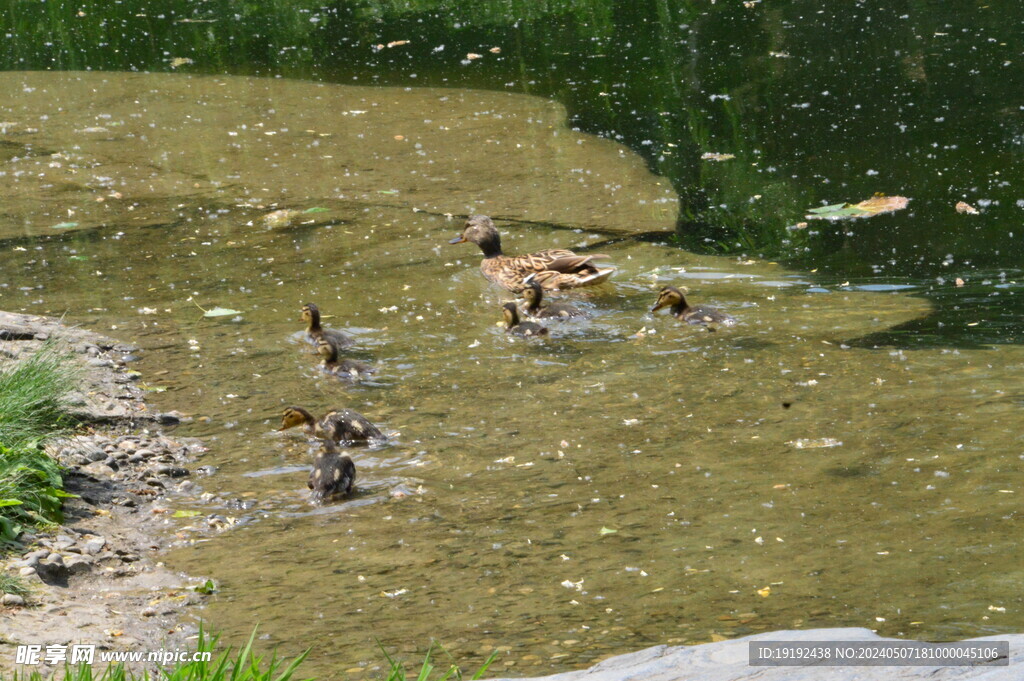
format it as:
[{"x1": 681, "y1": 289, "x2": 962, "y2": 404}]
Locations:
[
  {"x1": 0, "y1": 343, "x2": 79, "y2": 448},
  {"x1": 2, "y1": 628, "x2": 312, "y2": 681},
  {"x1": 380, "y1": 642, "x2": 497, "y2": 681},
  {"x1": 0, "y1": 343, "x2": 80, "y2": 547},
  {"x1": 0, "y1": 572, "x2": 30, "y2": 598}
]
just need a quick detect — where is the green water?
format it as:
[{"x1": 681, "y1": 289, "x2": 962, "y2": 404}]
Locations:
[{"x1": 0, "y1": 71, "x2": 1022, "y2": 677}]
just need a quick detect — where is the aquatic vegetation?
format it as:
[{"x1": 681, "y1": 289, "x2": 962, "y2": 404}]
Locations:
[{"x1": 379, "y1": 641, "x2": 496, "y2": 681}]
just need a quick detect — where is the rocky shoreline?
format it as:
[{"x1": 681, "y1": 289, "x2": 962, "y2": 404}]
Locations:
[{"x1": 0, "y1": 311, "x2": 215, "y2": 676}]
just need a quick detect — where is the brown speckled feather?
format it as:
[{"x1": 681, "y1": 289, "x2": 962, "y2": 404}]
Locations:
[{"x1": 451, "y1": 215, "x2": 614, "y2": 292}]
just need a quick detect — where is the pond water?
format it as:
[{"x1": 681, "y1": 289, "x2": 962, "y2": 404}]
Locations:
[{"x1": 1, "y1": 70, "x2": 1022, "y2": 678}]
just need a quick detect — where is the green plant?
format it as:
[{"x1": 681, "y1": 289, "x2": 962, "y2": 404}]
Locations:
[
  {"x1": 0, "y1": 441, "x2": 71, "y2": 546},
  {"x1": 0, "y1": 343, "x2": 79, "y2": 448},
  {"x1": 379, "y1": 641, "x2": 497, "y2": 681},
  {"x1": 0, "y1": 572, "x2": 30, "y2": 598}
]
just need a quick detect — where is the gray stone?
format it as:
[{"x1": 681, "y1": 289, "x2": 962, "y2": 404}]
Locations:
[
  {"x1": 82, "y1": 462, "x2": 116, "y2": 478},
  {"x1": 2, "y1": 594, "x2": 26, "y2": 606},
  {"x1": 141, "y1": 606, "x2": 157, "y2": 617},
  {"x1": 45, "y1": 553, "x2": 63, "y2": 566},
  {"x1": 86, "y1": 447, "x2": 107, "y2": 462},
  {"x1": 118, "y1": 440, "x2": 138, "y2": 452},
  {"x1": 18, "y1": 566, "x2": 37, "y2": 578},
  {"x1": 63, "y1": 554, "x2": 94, "y2": 575},
  {"x1": 487, "y1": 629, "x2": 1023, "y2": 681},
  {"x1": 82, "y1": 537, "x2": 106, "y2": 555},
  {"x1": 134, "y1": 448, "x2": 155, "y2": 459}
]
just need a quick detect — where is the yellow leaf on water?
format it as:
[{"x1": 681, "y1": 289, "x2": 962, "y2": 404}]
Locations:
[
  {"x1": 757, "y1": 586, "x2": 772, "y2": 597},
  {"x1": 955, "y1": 201, "x2": 979, "y2": 215}
]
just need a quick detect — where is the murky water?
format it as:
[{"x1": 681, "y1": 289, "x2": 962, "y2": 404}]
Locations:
[{"x1": 2, "y1": 72, "x2": 1023, "y2": 677}]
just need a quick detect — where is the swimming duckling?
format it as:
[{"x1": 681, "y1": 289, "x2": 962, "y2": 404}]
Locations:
[
  {"x1": 317, "y1": 337, "x2": 374, "y2": 380},
  {"x1": 521, "y1": 278, "x2": 589, "y2": 320},
  {"x1": 308, "y1": 439, "x2": 356, "y2": 503},
  {"x1": 503, "y1": 302, "x2": 548, "y2": 338},
  {"x1": 279, "y1": 405, "x2": 384, "y2": 444},
  {"x1": 449, "y1": 215, "x2": 614, "y2": 292},
  {"x1": 301, "y1": 303, "x2": 352, "y2": 349},
  {"x1": 650, "y1": 286, "x2": 736, "y2": 327}
]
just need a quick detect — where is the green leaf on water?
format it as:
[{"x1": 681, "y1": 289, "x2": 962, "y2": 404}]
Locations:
[
  {"x1": 172, "y1": 509, "x2": 201, "y2": 518},
  {"x1": 189, "y1": 579, "x2": 218, "y2": 594},
  {"x1": 599, "y1": 526, "x2": 618, "y2": 536},
  {"x1": 376, "y1": 189, "x2": 399, "y2": 195},
  {"x1": 203, "y1": 307, "x2": 242, "y2": 317},
  {"x1": 52, "y1": 222, "x2": 79, "y2": 229},
  {"x1": 141, "y1": 383, "x2": 168, "y2": 393},
  {"x1": 303, "y1": 206, "x2": 329, "y2": 214}
]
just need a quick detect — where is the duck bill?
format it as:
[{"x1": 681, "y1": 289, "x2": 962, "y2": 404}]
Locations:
[
  {"x1": 651, "y1": 302, "x2": 666, "y2": 313},
  {"x1": 448, "y1": 235, "x2": 466, "y2": 244}
]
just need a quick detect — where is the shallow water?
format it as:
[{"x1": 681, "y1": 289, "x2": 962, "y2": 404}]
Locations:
[{"x1": 1, "y1": 72, "x2": 1023, "y2": 677}]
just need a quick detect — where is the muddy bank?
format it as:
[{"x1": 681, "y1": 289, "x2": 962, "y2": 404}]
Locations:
[{"x1": 0, "y1": 310, "x2": 219, "y2": 676}]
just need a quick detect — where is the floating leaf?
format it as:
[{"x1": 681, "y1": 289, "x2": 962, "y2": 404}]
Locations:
[
  {"x1": 786, "y1": 437, "x2": 842, "y2": 449},
  {"x1": 599, "y1": 526, "x2": 618, "y2": 536},
  {"x1": 68, "y1": 255, "x2": 89, "y2": 261},
  {"x1": 52, "y1": 222, "x2": 79, "y2": 229},
  {"x1": 203, "y1": 307, "x2": 242, "y2": 318},
  {"x1": 955, "y1": 201, "x2": 979, "y2": 215},
  {"x1": 701, "y1": 152, "x2": 735, "y2": 161},
  {"x1": 189, "y1": 579, "x2": 217, "y2": 594},
  {"x1": 172, "y1": 509, "x2": 201, "y2": 518},
  {"x1": 806, "y1": 196, "x2": 909, "y2": 220},
  {"x1": 303, "y1": 206, "x2": 329, "y2": 214},
  {"x1": 376, "y1": 189, "x2": 399, "y2": 195},
  {"x1": 141, "y1": 383, "x2": 168, "y2": 393}
]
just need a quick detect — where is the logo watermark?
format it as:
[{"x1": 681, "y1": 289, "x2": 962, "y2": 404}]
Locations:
[
  {"x1": 16, "y1": 645, "x2": 212, "y2": 666},
  {"x1": 749, "y1": 641, "x2": 1009, "y2": 667}
]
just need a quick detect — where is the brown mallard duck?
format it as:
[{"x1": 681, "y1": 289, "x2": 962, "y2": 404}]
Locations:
[
  {"x1": 503, "y1": 302, "x2": 548, "y2": 338},
  {"x1": 302, "y1": 303, "x2": 352, "y2": 349},
  {"x1": 317, "y1": 338, "x2": 374, "y2": 380},
  {"x1": 308, "y1": 439, "x2": 356, "y2": 503},
  {"x1": 279, "y1": 406, "x2": 384, "y2": 444},
  {"x1": 521, "y1": 277, "x2": 589, "y2": 320},
  {"x1": 651, "y1": 286, "x2": 737, "y2": 327},
  {"x1": 449, "y1": 215, "x2": 613, "y2": 292}
]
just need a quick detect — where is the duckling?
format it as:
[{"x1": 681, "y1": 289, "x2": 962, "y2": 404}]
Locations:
[
  {"x1": 279, "y1": 405, "x2": 384, "y2": 444},
  {"x1": 317, "y1": 337, "x2": 374, "y2": 380},
  {"x1": 301, "y1": 303, "x2": 352, "y2": 349},
  {"x1": 503, "y1": 302, "x2": 548, "y2": 338},
  {"x1": 308, "y1": 439, "x2": 356, "y2": 503},
  {"x1": 449, "y1": 215, "x2": 614, "y2": 292},
  {"x1": 521, "y1": 277, "x2": 589, "y2": 320},
  {"x1": 651, "y1": 286, "x2": 737, "y2": 327}
]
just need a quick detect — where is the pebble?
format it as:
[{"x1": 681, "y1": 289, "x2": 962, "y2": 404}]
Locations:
[
  {"x1": 18, "y1": 567, "x2": 37, "y2": 577},
  {"x1": 2, "y1": 594, "x2": 26, "y2": 606},
  {"x1": 82, "y1": 462, "x2": 116, "y2": 478},
  {"x1": 64, "y1": 554, "x2": 94, "y2": 575},
  {"x1": 141, "y1": 607, "x2": 157, "y2": 617},
  {"x1": 134, "y1": 449, "x2": 155, "y2": 459},
  {"x1": 86, "y1": 447, "x2": 108, "y2": 462},
  {"x1": 83, "y1": 537, "x2": 107, "y2": 555},
  {"x1": 118, "y1": 440, "x2": 138, "y2": 452}
]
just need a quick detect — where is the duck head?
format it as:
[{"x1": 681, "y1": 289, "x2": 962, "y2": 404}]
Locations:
[
  {"x1": 502, "y1": 301, "x2": 521, "y2": 329},
  {"x1": 449, "y1": 215, "x2": 502, "y2": 256},
  {"x1": 651, "y1": 286, "x2": 687, "y2": 313},
  {"x1": 279, "y1": 406, "x2": 315, "y2": 431}
]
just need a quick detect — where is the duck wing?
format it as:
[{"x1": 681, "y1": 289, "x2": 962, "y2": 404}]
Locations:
[{"x1": 322, "y1": 408, "x2": 384, "y2": 442}]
